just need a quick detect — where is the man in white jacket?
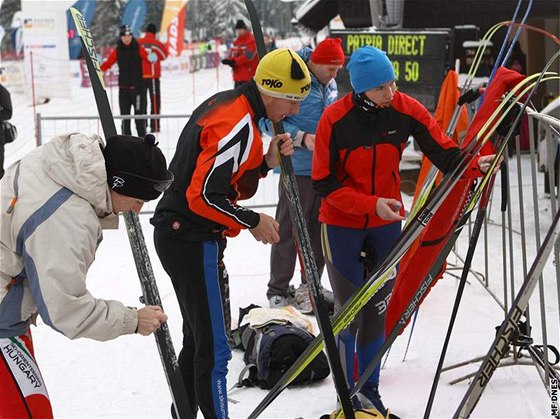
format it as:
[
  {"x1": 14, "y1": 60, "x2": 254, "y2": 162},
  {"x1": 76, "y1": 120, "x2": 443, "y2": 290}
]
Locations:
[{"x1": 0, "y1": 132, "x2": 173, "y2": 418}]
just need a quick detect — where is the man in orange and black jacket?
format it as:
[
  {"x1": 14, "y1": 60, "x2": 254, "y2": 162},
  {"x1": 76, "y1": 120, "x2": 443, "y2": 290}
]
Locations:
[{"x1": 151, "y1": 48, "x2": 311, "y2": 419}]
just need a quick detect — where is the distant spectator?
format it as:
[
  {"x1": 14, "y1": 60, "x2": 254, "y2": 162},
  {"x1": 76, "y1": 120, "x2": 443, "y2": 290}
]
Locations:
[
  {"x1": 138, "y1": 23, "x2": 169, "y2": 133},
  {"x1": 507, "y1": 42, "x2": 527, "y2": 75},
  {"x1": 101, "y1": 25, "x2": 148, "y2": 137},
  {"x1": 0, "y1": 82, "x2": 13, "y2": 179},
  {"x1": 264, "y1": 34, "x2": 277, "y2": 53},
  {"x1": 221, "y1": 19, "x2": 258, "y2": 88}
]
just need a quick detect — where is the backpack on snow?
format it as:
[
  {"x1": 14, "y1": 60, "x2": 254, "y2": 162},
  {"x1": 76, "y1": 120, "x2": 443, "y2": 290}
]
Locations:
[{"x1": 233, "y1": 305, "x2": 330, "y2": 390}]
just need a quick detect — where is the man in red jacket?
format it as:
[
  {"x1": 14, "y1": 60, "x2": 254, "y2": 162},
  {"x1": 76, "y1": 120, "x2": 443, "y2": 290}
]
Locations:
[
  {"x1": 137, "y1": 23, "x2": 169, "y2": 133},
  {"x1": 222, "y1": 20, "x2": 258, "y2": 88},
  {"x1": 100, "y1": 25, "x2": 148, "y2": 137}
]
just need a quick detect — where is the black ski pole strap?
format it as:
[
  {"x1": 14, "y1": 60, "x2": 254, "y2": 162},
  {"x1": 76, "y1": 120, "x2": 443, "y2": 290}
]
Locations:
[
  {"x1": 233, "y1": 363, "x2": 257, "y2": 389},
  {"x1": 534, "y1": 344, "x2": 560, "y2": 365}
]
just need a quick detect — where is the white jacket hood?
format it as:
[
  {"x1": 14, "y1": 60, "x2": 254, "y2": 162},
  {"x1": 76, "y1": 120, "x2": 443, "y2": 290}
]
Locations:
[{"x1": 42, "y1": 133, "x2": 113, "y2": 217}]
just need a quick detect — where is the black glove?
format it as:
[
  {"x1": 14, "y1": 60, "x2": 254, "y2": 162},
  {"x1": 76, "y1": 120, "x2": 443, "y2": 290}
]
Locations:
[
  {"x1": 496, "y1": 102, "x2": 522, "y2": 137},
  {"x1": 458, "y1": 83, "x2": 486, "y2": 106},
  {"x1": 222, "y1": 59, "x2": 235, "y2": 67}
]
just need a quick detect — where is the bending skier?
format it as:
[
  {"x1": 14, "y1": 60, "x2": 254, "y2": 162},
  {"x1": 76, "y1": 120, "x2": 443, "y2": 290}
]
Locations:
[
  {"x1": 312, "y1": 46, "x2": 498, "y2": 416},
  {"x1": 151, "y1": 48, "x2": 310, "y2": 419},
  {"x1": 0, "y1": 133, "x2": 173, "y2": 418}
]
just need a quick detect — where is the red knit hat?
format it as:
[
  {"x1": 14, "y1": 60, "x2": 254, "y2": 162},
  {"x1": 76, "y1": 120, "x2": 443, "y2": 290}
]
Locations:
[{"x1": 310, "y1": 38, "x2": 345, "y2": 65}]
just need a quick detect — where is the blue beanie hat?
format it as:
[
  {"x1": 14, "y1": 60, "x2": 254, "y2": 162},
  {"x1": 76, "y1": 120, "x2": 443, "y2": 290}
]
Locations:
[{"x1": 347, "y1": 46, "x2": 395, "y2": 93}]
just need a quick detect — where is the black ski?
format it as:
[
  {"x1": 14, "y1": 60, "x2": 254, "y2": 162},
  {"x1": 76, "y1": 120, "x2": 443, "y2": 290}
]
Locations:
[
  {"x1": 453, "y1": 207, "x2": 560, "y2": 418},
  {"x1": 243, "y1": 1, "x2": 355, "y2": 418},
  {"x1": 70, "y1": 8, "x2": 193, "y2": 419}
]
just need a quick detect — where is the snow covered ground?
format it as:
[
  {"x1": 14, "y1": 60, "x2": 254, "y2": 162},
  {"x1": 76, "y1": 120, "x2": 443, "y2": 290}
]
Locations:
[{"x1": 3, "y1": 59, "x2": 559, "y2": 418}]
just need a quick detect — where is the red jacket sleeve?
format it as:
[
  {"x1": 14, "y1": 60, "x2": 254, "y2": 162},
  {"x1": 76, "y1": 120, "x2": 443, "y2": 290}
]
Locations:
[{"x1": 100, "y1": 48, "x2": 117, "y2": 72}]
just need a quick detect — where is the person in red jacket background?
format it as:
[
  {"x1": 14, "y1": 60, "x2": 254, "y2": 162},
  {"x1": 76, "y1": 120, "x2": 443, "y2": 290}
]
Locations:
[
  {"x1": 222, "y1": 19, "x2": 258, "y2": 88},
  {"x1": 100, "y1": 25, "x2": 148, "y2": 137},
  {"x1": 137, "y1": 23, "x2": 169, "y2": 133}
]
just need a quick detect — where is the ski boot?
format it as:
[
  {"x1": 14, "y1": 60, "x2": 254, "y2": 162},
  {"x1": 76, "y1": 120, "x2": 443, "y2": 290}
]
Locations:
[{"x1": 356, "y1": 384, "x2": 386, "y2": 415}]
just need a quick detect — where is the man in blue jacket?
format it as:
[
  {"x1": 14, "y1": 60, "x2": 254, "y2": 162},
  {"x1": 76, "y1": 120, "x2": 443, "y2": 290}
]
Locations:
[{"x1": 261, "y1": 38, "x2": 345, "y2": 313}]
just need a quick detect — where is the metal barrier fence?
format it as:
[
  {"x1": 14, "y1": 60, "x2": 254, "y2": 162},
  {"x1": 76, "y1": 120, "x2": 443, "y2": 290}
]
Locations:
[{"x1": 36, "y1": 113, "x2": 281, "y2": 214}]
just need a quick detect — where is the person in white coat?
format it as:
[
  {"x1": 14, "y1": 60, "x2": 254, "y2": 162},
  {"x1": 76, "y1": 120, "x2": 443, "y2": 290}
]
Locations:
[{"x1": 0, "y1": 132, "x2": 173, "y2": 418}]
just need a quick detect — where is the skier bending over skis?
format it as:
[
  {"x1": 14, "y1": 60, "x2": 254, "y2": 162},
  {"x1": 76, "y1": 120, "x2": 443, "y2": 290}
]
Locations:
[
  {"x1": 312, "y1": 46, "x2": 498, "y2": 416},
  {"x1": 151, "y1": 48, "x2": 310, "y2": 419},
  {"x1": 0, "y1": 133, "x2": 173, "y2": 418}
]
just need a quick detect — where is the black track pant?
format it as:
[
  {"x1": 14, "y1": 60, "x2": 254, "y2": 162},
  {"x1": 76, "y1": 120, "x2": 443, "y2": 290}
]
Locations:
[
  {"x1": 154, "y1": 231, "x2": 231, "y2": 419},
  {"x1": 118, "y1": 87, "x2": 146, "y2": 137}
]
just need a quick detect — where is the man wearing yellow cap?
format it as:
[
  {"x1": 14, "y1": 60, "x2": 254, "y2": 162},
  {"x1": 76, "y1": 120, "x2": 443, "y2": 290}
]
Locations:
[{"x1": 151, "y1": 48, "x2": 311, "y2": 419}]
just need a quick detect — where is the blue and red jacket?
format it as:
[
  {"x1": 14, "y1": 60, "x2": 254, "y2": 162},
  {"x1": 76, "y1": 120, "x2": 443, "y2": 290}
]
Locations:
[{"x1": 312, "y1": 91, "x2": 483, "y2": 229}]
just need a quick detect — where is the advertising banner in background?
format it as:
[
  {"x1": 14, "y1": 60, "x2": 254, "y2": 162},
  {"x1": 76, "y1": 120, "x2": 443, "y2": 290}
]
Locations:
[
  {"x1": 161, "y1": 0, "x2": 188, "y2": 57},
  {"x1": 22, "y1": 4, "x2": 72, "y2": 99},
  {"x1": 120, "y1": 0, "x2": 147, "y2": 37}
]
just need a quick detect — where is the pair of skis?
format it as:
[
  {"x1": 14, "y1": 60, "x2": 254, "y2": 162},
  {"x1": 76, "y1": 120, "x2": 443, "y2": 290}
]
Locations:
[{"x1": 70, "y1": 8, "x2": 193, "y2": 419}]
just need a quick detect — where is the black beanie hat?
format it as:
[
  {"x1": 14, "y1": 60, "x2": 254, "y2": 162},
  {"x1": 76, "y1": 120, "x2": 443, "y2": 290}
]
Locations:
[
  {"x1": 235, "y1": 19, "x2": 247, "y2": 30},
  {"x1": 120, "y1": 25, "x2": 132, "y2": 36},
  {"x1": 146, "y1": 23, "x2": 157, "y2": 34},
  {"x1": 103, "y1": 134, "x2": 173, "y2": 201}
]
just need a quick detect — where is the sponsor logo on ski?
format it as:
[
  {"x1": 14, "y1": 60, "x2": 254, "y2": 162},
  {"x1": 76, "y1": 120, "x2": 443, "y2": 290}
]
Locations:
[
  {"x1": 418, "y1": 208, "x2": 433, "y2": 225},
  {"x1": 477, "y1": 306, "x2": 522, "y2": 387},
  {"x1": 72, "y1": 10, "x2": 104, "y2": 82},
  {"x1": 400, "y1": 276, "x2": 431, "y2": 324}
]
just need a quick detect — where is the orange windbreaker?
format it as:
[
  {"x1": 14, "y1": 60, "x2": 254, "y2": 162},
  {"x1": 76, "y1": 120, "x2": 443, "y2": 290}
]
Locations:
[{"x1": 152, "y1": 82, "x2": 270, "y2": 240}]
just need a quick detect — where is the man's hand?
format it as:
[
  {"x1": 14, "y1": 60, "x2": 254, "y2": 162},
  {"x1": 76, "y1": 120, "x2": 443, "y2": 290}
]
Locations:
[
  {"x1": 249, "y1": 213, "x2": 280, "y2": 244},
  {"x1": 376, "y1": 198, "x2": 406, "y2": 221},
  {"x1": 221, "y1": 59, "x2": 235, "y2": 67},
  {"x1": 303, "y1": 133, "x2": 316, "y2": 151},
  {"x1": 136, "y1": 305, "x2": 168, "y2": 336},
  {"x1": 265, "y1": 133, "x2": 293, "y2": 168},
  {"x1": 478, "y1": 154, "x2": 503, "y2": 174}
]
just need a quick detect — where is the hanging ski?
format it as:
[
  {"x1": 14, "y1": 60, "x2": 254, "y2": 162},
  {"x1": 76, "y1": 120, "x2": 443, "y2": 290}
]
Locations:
[
  {"x1": 242, "y1": 1, "x2": 356, "y2": 418},
  {"x1": 70, "y1": 8, "x2": 193, "y2": 419}
]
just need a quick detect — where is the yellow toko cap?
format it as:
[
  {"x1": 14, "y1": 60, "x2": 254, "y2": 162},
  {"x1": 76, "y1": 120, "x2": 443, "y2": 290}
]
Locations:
[{"x1": 253, "y1": 48, "x2": 311, "y2": 101}]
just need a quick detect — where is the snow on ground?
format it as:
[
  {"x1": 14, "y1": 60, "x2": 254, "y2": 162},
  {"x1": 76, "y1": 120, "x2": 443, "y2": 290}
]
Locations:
[{"x1": 4, "y1": 61, "x2": 559, "y2": 418}]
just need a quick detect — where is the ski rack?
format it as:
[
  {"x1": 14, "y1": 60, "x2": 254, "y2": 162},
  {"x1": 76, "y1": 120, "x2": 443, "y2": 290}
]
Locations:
[{"x1": 350, "y1": 70, "x2": 560, "y2": 400}]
